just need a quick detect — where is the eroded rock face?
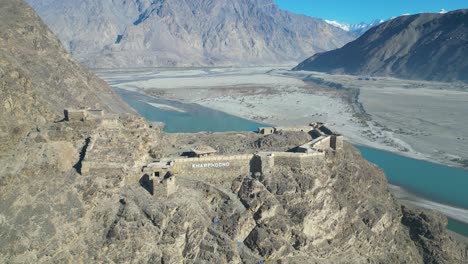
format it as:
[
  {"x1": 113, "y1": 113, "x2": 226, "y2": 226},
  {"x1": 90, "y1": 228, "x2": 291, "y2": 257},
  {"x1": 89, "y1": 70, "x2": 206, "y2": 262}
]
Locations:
[{"x1": 401, "y1": 206, "x2": 468, "y2": 263}]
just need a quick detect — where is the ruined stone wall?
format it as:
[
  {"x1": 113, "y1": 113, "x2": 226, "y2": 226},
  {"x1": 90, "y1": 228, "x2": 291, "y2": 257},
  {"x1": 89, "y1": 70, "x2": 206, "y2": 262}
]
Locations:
[
  {"x1": 65, "y1": 110, "x2": 87, "y2": 121},
  {"x1": 273, "y1": 154, "x2": 302, "y2": 168},
  {"x1": 138, "y1": 145, "x2": 332, "y2": 191},
  {"x1": 87, "y1": 110, "x2": 104, "y2": 119},
  {"x1": 258, "y1": 127, "x2": 275, "y2": 135},
  {"x1": 271, "y1": 152, "x2": 325, "y2": 169},
  {"x1": 100, "y1": 118, "x2": 120, "y2": 128},
  {"x1": 171, "y1": 154, "x2": 254, "y2": 187},
  {"x1": 333, "y1": 136, "x2": 344, "y2": 150},
  {"x1": 313, "y1": 136, "x2": 331, "y2": 150},
  {"x1": 159, "y1": 152, "x2": 327, "y2": 187},
  {"x1": 276, "y1": 126, "x2": 312, "y2": 133},
  {"x1": 299, "y1": 154, "x2": 325, "y2": 169}
]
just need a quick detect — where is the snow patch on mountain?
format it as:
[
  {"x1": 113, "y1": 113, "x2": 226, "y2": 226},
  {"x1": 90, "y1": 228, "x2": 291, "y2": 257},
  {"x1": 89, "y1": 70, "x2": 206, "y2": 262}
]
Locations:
[
  {"x1": 325, "y1": 19, "x2": 385, "y2": 35},
  {"x1": 324, "y1": 20, "x2": 350, "y2": 31}
]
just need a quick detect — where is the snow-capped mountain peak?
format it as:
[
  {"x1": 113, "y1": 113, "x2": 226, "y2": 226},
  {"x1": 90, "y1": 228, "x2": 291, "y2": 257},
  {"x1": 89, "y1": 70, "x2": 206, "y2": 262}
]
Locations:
[
  {"x1": 324, "y1": 19, "x2": 385, "y2": 35},
  {"x1": 324, "y1": 20, "x2": 350, "y2": 31}
]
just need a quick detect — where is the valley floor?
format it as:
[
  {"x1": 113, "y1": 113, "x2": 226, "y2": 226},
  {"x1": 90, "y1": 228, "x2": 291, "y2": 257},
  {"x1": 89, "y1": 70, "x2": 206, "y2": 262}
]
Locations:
[{"x1": 96, "y1": 67, "x2": 468, "y2": 170}]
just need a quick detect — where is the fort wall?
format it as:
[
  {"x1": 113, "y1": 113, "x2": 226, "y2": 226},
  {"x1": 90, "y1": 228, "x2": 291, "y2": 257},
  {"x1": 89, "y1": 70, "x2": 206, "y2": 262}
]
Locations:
[
  {"x1": 170, "y1": 154, "x2": 254, "y2": 187},
  {"x1": 270, "y1": 152, "x2": 325, "y2": 169},
  {"x1": 276, "y1": 126, "x2": 314, "y2": 133},
  {"x1": 64, "y1": 109, "x2": 87, "y2": 121},
  {"x1": 273, "y1": 154, "x2": 302, "y2": 168},
  {"x1": 64, "y1": 108, "x2": 106, "y2": 122},
  {"x1": 332, "y1": 135, "x2": 344, "y2": 150},
  {"x1": 313, "y1": 136, "x2": 331, "y2": 150},
  {"x1": 149, "y1": 152, "x2": 327, "y2": 181},
  {"x1": 87, "y1": 109, "x2": 104, "y2": 119},
  {"x1": 133, "y1": 123, "x2": 343, "y2": 197}
]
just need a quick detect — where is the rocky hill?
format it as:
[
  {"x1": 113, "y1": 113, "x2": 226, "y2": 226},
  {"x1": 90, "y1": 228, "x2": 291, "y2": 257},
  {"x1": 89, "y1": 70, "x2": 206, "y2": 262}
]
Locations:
[
  {"x1": 0, "y1": 1, "x2": 467, "y2": 263},
  {"x1": 294, "y1": 10, "x2": 468, "y2": 83},
  {"x1": 0, "y1": 0, "x2": 132, "y2": 152},
  {"x1": 24, "y1": 0, "x2": 355, "y2": 68},
  {"x1": 2, "y1": 122, "x2": 468, "y2": 263}
]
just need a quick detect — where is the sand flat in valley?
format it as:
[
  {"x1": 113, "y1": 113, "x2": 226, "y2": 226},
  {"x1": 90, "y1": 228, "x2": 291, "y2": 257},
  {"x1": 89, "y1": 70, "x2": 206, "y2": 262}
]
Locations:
[{"x1": 360, "y1": 86, "x2": 468, "y2": 167}]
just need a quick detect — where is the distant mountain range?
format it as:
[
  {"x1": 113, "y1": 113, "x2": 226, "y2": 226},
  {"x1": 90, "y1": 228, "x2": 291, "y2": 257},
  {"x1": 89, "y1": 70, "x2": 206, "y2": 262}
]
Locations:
[
  {"x1": 294, "y1": 10, "x2": 468, "y2": 83},
  {"x1": 324, "y1": 19, "x2": 385, "y2": 36},
  {"x1": 25, "y1": 0, "x2": 355, "y2": 68}
]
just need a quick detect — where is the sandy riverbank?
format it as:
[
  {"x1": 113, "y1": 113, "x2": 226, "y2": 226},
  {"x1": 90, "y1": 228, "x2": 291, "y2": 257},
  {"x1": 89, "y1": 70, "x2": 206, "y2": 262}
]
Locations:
[
  {"x1": 389, "y1": 185, "x2": 468, "y2": 224},
  {"x1": 145, "y1": 102, "x2": 187, "y2": 113}
]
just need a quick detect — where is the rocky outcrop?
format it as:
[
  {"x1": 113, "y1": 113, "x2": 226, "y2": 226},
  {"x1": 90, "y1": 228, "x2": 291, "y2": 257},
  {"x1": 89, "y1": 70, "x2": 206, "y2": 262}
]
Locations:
[
  {"x1": 401, "y1": 205, "x2": 468, "y2": 263},
  {"x1": 2, "y1": 121, "x2": 467, "y2": 263},
  {"x1": 294, "y1": 10, "x2": 468, "y2": 83},
  {"x1": 25, "y1": 0, "x2": 355, "y2": 67}
]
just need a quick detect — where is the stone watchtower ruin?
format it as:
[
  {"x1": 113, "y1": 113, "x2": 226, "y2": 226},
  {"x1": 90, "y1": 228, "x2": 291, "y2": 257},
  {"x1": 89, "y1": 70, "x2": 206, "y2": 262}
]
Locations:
[
  {"x1": 141, "y1": 160, "x2": 177, "y2": 197},
  {"x1": 151, "y1": 174, "x2": 177, "y2": 197},
  {"x1": 140, "y1": 172, "x2": 177, "y2": 198}
]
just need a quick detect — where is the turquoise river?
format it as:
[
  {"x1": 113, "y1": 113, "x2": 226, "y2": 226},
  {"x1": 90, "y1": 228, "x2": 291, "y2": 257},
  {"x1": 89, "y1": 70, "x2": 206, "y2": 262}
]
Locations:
[{"x1": 115, "y1": 88, "x2": 468, "y2": 239}]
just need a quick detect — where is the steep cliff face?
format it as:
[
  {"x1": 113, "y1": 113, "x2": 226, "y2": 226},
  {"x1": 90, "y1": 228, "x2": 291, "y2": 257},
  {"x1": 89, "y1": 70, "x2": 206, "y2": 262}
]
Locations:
[
  {"x1": 0, "y1": 0, "x2": 132, "y2": 152},
  {"x1": 25, "y1": 0, "x2": 355, "y2": 67},
  {"x1": 294, "y1": 10, "x2": 468, "y2": 83}
]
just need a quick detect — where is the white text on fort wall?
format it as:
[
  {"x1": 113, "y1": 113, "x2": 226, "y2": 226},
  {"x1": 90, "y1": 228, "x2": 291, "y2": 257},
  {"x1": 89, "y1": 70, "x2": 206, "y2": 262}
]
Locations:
[{"x1": 192, "y1": 162, "x2": 230, "y2": 169}]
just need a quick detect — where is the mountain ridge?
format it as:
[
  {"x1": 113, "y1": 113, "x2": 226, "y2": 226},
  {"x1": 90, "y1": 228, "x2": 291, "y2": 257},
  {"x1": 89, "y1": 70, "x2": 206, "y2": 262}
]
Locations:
[
  {"x1": 25, "y1": 0, "x2": 355, "y2": 68},
  {"x1": 294, "y1": 10, "x2": 468, "y2": 83}
]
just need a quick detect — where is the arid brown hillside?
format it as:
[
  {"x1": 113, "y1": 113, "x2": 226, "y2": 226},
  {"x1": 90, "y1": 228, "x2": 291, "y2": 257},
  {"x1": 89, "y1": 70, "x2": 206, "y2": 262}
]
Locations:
[{"x1": 0, "y1": 0, "x2": 131, "y2": 151}]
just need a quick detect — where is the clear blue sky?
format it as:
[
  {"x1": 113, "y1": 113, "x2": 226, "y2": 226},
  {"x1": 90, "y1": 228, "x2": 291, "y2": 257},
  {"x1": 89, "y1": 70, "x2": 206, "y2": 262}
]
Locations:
[{"x1": 275, "y1": 0, "x2": 468, "y2": 24}]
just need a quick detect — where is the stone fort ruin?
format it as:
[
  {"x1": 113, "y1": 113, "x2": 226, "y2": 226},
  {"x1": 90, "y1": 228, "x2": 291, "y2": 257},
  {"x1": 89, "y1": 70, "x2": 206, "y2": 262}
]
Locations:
[
  {"x1": 141, "y1": 123, "x2": 343, "y2": 197},
  {"x1": 64, "y1": 108, "x2": 104, "y2": 121}
]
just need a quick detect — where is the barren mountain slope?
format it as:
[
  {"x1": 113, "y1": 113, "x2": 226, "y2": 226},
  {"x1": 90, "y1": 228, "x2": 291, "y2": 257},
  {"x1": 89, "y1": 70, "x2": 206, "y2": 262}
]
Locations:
[
  {"x1": 0, "y1": 0, "x2": 131, "y2": 152},
  {"x1": 294, "y1": 10, "x2": 468, "y2": 82},
  {"x1": 25, "y1": 0, "x2": 355, "y2": 67}
]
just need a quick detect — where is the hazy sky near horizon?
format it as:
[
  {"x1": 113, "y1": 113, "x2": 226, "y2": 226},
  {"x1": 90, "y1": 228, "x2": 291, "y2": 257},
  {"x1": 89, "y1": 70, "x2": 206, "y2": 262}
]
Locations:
[{"x1": 275, "y1": 0, "x2": 468, "y2": 24}]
